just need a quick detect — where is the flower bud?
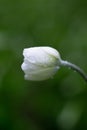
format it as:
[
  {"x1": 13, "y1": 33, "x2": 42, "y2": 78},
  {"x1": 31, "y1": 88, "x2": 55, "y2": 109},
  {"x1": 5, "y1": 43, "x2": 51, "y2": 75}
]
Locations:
[{"x1": 21, "y1": 46, "x2": 61, "y2": 81}]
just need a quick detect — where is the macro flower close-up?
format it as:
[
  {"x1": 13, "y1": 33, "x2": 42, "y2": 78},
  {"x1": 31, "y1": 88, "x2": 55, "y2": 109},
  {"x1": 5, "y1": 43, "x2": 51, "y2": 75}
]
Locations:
[{"x1": 0, "y1": 0, "x2": 87, "y2": 130}]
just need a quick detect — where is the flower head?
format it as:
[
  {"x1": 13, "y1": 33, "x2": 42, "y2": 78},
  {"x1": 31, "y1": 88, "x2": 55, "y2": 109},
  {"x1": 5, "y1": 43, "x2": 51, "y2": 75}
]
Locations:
[{"x1": 21, "y1": 46, "x2": 61, "y2": 81}]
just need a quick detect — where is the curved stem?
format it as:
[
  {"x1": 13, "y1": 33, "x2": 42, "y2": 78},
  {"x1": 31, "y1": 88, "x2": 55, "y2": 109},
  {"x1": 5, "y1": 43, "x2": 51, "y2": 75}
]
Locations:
[{"x1": 60, "y1": 60, "x2": 87, "y2": 82}]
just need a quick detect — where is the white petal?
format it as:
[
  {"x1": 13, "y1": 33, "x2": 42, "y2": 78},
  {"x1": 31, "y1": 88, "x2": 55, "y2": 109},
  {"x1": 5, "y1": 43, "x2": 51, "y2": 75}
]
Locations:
[
  {"x1": 24, "y1": 66, "x2": 59, "y2": 81},
  {"x1": 21, "y1": 46, "x2": 61, "y2": 81}
]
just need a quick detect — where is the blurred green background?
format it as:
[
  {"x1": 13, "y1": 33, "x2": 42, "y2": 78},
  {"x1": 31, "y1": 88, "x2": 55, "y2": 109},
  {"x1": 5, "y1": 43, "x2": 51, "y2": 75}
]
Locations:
[{"x1": 0, "y1": 0, "x2": 87, "y2": 130}]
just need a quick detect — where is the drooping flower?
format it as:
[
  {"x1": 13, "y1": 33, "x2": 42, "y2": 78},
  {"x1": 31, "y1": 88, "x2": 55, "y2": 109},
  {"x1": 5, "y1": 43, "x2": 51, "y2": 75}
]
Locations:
[{"x1": 21, "y1": 46, "x2": 61, "y2": 81}]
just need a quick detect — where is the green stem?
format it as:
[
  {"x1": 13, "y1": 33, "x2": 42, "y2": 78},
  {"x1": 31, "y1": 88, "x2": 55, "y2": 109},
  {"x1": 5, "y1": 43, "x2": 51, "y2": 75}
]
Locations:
[{"x1": 60, "y1": 60, "x2": 87, "y2": 82}]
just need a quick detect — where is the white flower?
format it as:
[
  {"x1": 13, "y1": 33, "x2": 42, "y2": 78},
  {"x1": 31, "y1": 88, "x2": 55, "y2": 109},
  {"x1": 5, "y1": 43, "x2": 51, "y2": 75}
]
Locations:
[{"x1": 21, "y1": 46, "x2": 61, "y2": 81}]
